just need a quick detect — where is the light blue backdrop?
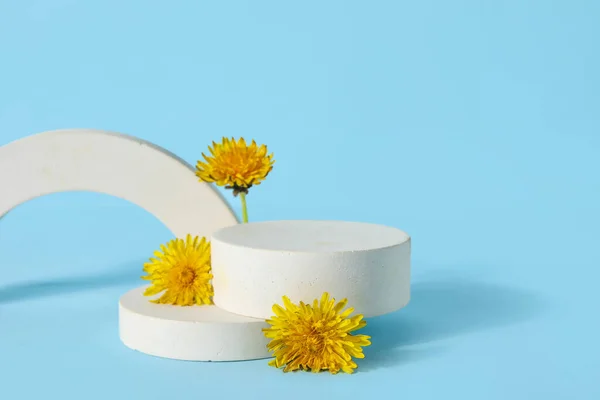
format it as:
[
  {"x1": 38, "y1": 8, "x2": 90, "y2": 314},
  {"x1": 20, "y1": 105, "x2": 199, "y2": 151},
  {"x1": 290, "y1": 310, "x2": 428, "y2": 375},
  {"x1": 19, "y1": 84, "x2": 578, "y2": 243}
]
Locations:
[{"x1": 1, "y1": 1, "x2": 598, "y2": 399}]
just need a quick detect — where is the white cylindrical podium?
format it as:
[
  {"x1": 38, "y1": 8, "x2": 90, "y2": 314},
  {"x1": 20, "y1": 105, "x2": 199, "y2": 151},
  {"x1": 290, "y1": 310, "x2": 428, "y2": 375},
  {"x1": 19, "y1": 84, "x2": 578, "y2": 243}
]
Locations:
[
  {"x1": 119, "y1": 287, "x2": 271, "y2": 361},
  {"x1": 211, "y1": 220, "x2": 411, "y2": 320}
]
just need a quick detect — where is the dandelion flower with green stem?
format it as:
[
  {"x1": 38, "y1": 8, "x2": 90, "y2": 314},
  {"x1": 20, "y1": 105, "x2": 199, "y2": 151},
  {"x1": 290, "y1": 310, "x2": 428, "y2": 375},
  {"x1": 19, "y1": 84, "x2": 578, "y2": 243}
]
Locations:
[{"x1": 196, "y1": 137, "x2": 274, "y2": 223}]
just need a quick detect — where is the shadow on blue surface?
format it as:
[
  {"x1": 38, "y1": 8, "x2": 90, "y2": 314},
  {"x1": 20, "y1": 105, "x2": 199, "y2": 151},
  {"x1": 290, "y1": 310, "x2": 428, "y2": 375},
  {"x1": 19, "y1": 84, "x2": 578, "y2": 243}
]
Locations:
[
  {"x1": 359, "y1": 277, "x2": 546, "y2": 371},
  {"x1": 0, "y1": 263, "x2": 143, "y2": 304},
  {"x1": 0, "y1": 264, "x2": 546, "y2": 374}
]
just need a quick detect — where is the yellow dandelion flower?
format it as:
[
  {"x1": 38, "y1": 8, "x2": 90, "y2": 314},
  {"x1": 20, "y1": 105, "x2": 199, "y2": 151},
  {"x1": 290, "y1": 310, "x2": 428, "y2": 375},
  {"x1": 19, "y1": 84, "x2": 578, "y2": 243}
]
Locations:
[
  {"x1": 263, "y1": 293, "x2": 371, "y2": 374},
  {"x1": 196, "y1": 137, "x2": 274, "y2": 223},
  {"x1": 141, "y1": 234, "x2": 213, "y2": 306}
]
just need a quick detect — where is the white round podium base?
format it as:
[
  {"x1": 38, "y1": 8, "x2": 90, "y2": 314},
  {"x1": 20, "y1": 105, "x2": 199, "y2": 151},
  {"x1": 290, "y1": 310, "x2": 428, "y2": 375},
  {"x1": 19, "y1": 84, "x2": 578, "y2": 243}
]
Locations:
[
  {"x1": 119, "y1": 287, "x2": 271, "y2": 361},
  {"x1": 211, "y1": 220, "x2": 411, "y2": 320}
]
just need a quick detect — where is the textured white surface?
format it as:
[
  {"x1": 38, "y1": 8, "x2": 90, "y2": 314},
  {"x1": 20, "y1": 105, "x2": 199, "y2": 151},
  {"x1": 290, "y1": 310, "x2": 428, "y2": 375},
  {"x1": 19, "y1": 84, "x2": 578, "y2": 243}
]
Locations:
[
  {"x1": 0, "y1": 129, "x2": 238, "y2": 238},
  {"x1": 119, "y1": 287, "x2": 271, "y2": 361},
  {"x1": 212, "y1": 220, "x2": 411, "y2": 319}
]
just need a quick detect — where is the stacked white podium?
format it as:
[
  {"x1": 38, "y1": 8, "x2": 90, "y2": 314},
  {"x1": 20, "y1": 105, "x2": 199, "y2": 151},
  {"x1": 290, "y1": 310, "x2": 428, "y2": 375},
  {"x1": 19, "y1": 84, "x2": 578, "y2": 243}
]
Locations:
[{"x1": 0, "y1": 129, "x2": 411, "y2": 362}]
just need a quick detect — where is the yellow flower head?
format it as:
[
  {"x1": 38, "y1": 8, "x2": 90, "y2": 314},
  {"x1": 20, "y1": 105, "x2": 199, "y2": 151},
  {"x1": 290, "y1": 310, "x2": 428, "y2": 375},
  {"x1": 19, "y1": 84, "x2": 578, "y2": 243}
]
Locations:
[
  {"x1": 263, "y1": 293, "x2": 371, "y2": 374},
  {"x1": 196, "y1": 137, "x2": 275, "y2": 196},
  {"x1": 141, "y1": 234, "x2": 213, "y2": 306}
]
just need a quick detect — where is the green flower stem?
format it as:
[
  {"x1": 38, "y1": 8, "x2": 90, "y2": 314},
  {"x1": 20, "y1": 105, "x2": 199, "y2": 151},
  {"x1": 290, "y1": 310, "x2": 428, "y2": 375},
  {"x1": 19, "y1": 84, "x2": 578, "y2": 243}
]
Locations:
[{"x1": 239, "y1": 192, "x2": 249, "y2": 223}]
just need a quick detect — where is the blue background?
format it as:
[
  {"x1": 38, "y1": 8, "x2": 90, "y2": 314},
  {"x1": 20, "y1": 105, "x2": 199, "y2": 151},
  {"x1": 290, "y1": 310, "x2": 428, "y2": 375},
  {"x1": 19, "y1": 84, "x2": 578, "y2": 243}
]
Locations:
[{"x1": 1, "y1": 1, "x2": 599, "y2": 399}]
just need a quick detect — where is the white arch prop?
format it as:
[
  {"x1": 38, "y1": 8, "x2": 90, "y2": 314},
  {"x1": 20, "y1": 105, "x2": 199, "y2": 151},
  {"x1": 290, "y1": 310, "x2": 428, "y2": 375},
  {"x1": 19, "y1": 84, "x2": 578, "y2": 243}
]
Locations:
[
  {"x1": 0, "y1": 129, "x2": 271, "y2": 362},
  {"x1": 0, "y1": 128, "x2": 238, "y2": 237}
]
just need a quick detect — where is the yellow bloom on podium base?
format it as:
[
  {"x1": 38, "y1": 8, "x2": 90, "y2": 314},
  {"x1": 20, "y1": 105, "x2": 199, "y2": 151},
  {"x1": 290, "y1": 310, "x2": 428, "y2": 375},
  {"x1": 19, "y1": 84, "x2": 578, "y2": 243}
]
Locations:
[{"x1": 141, "y1": 234, "x2": 213, "y2": 306}]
